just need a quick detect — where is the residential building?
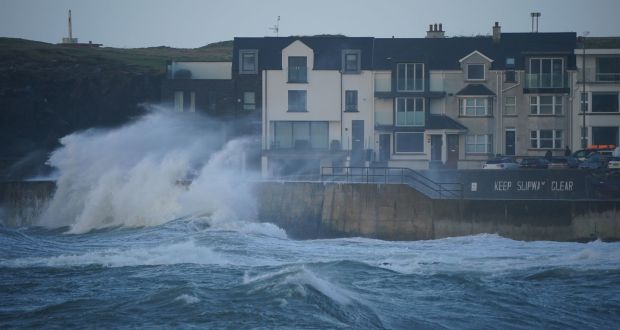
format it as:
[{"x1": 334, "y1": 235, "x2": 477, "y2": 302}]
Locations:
[
  {"x1": 572, "y1": 37, "x2": 620, "y2": 150},
  {"x1": 233, "y1": 24, "x2": 579, "y2": 176}
]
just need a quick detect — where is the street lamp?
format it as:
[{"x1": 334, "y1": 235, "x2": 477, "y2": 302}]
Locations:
[{"x1": 581, "y1": 31, "x2": 590, "y2": 149}]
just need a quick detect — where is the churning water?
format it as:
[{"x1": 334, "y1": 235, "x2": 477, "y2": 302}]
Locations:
[{"x1": 1, "y1": 110, "x2": 620, "y2": 328}]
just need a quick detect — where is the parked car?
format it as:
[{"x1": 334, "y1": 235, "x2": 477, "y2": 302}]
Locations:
[
  {"x1": 519, "y1": 157, "x2": 549, "y2": 169},
  {"x1": 547, "y1": 156, "x2": 579, "y2": 169},
  {"x1": 578, "y1": 154, "x2": 608, "y2": 170},
  {"x1": 607, "y1": 157, "x2": 620, "y2": 170},
  {"x1": 573, "y1": 145, "x2": 617, "y2": 162},
  {"x1": 483, "y1": 158, "x2": 520, "y2": 169}
]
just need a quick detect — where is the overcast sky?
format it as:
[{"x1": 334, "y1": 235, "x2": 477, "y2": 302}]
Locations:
[{"x1": 1, "y1": 0, "x2": 619, "y2": 48}]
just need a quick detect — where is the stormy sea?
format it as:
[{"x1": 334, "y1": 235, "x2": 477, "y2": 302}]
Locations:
[{"x1": 1, "y1": 111, "x2": 620, "y2": 328}]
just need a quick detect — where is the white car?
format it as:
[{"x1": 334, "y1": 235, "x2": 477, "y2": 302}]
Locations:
[
  {"x1": 608, "y1": 157, "x2": 620, "y2": 169},
  {"x1": 483, "y1": 158, "x2": 520, "y2": 170}
]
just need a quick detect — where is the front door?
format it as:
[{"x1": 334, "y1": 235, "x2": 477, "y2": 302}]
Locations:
[
  {"x1": 351, "y1": 120, "x2": 364, "y2": 165},
  {"x1": 379, "y1": 134, "x2": 391, "y2": 162},
  {"x1": 430, "y1": 135, "x2": 443, "y2": 168},
  {"x1": 505, "y1": 129, "x2": 516, "y2": 156},
  {"x1": 446, "y1": 134, "x2": 459, "y2": 169}
]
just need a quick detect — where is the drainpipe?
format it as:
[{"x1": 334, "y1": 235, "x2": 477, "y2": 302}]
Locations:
[{"x1": 496, "y1": 71, "x2": 501, "y2": 156}]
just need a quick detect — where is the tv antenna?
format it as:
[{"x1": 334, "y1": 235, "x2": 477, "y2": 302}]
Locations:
[{"x1": 269, "y1": 16, "x2": 280, "y2": 36}]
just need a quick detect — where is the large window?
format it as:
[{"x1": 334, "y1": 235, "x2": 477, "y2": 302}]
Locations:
[
  {"x1": 528, "y1": 58, "x2": 564, "y2": 88},
  {"x1": 465, "y1": 134, "x2": 492, "y2": 153},
  {"x1": 592, "y1": 127, "x2": 619, "y2": 145},
  {"x1": 460, "y1": 97, "x2": 491, "y2": 116},
  {"x1": 596, "y1": 57, "x2": 620, "y2": 82},
  {"x1": 592, "y1": 92, "x2": 619, "y2": 113},
  {"x1": 397, "y1": 63, "x2": 424, "y2": 91},
  {"x1": 174, "y1": 91, "x2": 195, "y2": 112},
  {"x1": 395, "y1": 132, "x2": 424, "y2": 153},
  {"x1": 288, "y1": 56, "x2": 307, "y2": 83},
  {"x1": 272, "y1": 121, "x2": 329, "y2": 150},
  {"x1": 239, "y1": 50, "x2": 258, "y2": 74},
  {"x1": 530, "y1": 130, "x2": 562, "y2": 149},
  {"x1": 288, "y1": 90, "x2": 307, "y2": 112},
  {"x1": 530, "y1": 95, "x2": 562, "y2": 115},
  {"x1": 396, "y1": 97, "x2": 424, "y2": 126},
  {"x1": 342, "y1": 50, "x2": 361, "y2": 73},
  {"x1": 504, "y1": 96, "x2": 516, "y2": 115},
  {"x1": 467, "y1": 64, "x2": 485, "y2": 80},
  {"x1": 243, "y1": 92, "x2": 256, "y2": 111},
  {"x1": 345, "y1": 90, "x2": 358, "y2": 112}
]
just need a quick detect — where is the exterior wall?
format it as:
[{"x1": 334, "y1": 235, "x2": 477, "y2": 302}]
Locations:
[
  {"x1": 572, "y1": 49, "x2": 620, "y2": 150},
  {"x1": 161, "y1": 79, "x2": 234, "y2": 116},
  {"x1": 169, "y1": 62, "x2": 232, "y2": 79}
]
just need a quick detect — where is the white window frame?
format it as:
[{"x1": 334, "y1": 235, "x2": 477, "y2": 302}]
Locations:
[
  {"x1": 466, "y1": 64, "x2": 485, "y2": 81},
  {"x1": 465, "y1": 134, "x2": 493, "y2": 154},
  {"x1": 530, "y1": 95, "x2": 563, "y2": 115},
  {"x1": 459, "y1": 97, "x2": 490, "y2": 116},
  {"x1": 530, "y1": 129, "x2": 562, "y2": 149},
  {"x1": 395, "y1": 97, "x2": 425, "y2": 126},
  {"x1": 504, "y1": 96, "x2": 516, "y2": 116},
  {"x1": 396, "y1": 63, "x2": 424, "y2": 92},
  {"x1": 394, "y1": 132, "x2": 424, "y2": 153}
]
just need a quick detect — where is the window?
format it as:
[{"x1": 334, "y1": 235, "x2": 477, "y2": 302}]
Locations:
[
  {"x1": 592, "y1": 127, "x2": 619, "y2": 145},
  {"x1": 397, "y1": 63, "x2": 424, "y2": 91},
  {"x1": 174, "y1": 91, "x2": 195, "y2": 112},
  {"x1": 243, "y1": 92, "x2": 256, "y2": 111},
  {"x1": 581, "y1": 92, "x2": 589, "y2": 113},
  {"x1": 288, "y1": 90, "x2": 307, "y2": 112},
  {"x1": 396, "y1": 97, "x2": 424, "y2": 126},
  {"x1": 596, "y1": 57, "x2": 620, "y2": 82},
  {"x1": 504, "y1": 96, "x2": 516, "y2": 116},
  {"x1": 208, "y1": 91, "x2": 217, "y2": 112},
  {"x1": 395, "y1": 132, "x2": 423, "y2": 153},
  {"x1": 530, "y1": 130, "x2": 562, "y2": 149},
  {"x1": 528, "y1": 58, "x2": 564, "y2": 88},
  {"x1": 174, "y1": 91, "x2": 183, "y2": 112},
  {"x1": 467, "y1": 64, "x2": 485, "y2": 80},
  {"x1": 530, "y1": 95, "x2": 562, "y2": 115},
  {"x1": 505, "y1": 70, "x2": 516, "y2": 83},
  {"x1": 345, "y1": 90, "x2": 358, "y2": 112},
  {"x1": 592, "y1": 92, "x2": 619, "y2": 113},
  {"x1": 506, "y1": 58, "x2": 515, "y2": 66},
  {"x1": 272, "y1": 121, "x2": 329, "y2": 150},
  {"x1": 288, "y1": 56, "x2": 307, "y2": 83},
  {"x1": 460, "y1": 97, "x2": 491, "y2": 116},
  {"x1": 239, "y1": 50, "x2": 258, "y2": 74},
  {"x1": 465, "y1": 134, "x2": 493, "y2": 153},
  {"x1": 342, "y1": 50, "x2": 361, "y2": 73}
]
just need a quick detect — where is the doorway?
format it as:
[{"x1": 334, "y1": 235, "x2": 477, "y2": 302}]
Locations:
[
  {"x1": 351, "y1": 120, "x2": 364, "y2": 165},
  {"x1": 446, "y1": 134, "x2": 459, "y2": 169},
  {"x1": 505, "y1": 128, "x2": 516, "y2": 156},
  {"x1": 379, "y1": 134, "x2": 391, "y2": 162}
]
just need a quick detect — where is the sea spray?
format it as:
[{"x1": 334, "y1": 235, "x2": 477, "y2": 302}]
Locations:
[{"x1": 38, "y1": 109, "x2": 259, "y2": 233}]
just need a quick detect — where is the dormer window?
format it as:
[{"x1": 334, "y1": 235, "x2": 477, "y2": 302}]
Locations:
[
  {"x1": 342, "y1": 50, "x2": 361, "y2": 73},
  {"x1": 288, "y1": 56, "x2": 307, "y2": 83},
  {"x1": 467, "y1": 64, "x2": 485, "y2": 80},
  {"x1": 239, "y1": 49, "x2": 258, "y2": 74},
  {"x1": 397, "y1": 63, "x2": 424, "y2": 92}
]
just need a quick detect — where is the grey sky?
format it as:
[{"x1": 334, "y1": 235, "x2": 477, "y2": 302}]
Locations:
[{"x1": 1, "y1": 0, "x2": 619, "y2": 48}]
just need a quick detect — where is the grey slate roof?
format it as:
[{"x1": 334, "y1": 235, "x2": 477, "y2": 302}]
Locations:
[
  {"x1": 427, "y1": 115, "x2": 468, "y2": 130},
  {"x1": 456, "y1": 84, "x2": 496, "y2": 96}
]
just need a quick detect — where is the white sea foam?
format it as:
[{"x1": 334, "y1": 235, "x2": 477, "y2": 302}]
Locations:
[
  {"x1": 1, "y1": 239, "x2": 227, "y2": 268},
  {"x1": 37, "y1": 109, "x2": 259, "y2": 234},
  {"x1": 174, "y1": 294, "x2": 201, "y2": 304}
]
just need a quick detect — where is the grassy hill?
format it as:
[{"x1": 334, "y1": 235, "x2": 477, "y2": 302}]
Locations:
[{"x1": 0, "y1": 38, "x2": 233, "y2": 179}]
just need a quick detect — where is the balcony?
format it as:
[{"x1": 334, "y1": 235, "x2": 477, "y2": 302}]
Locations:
[
  {"x1": 576, "y1": 68, "x2": 620, "y2": 84},
  {"x1": 524, "y1": 73, "x2": 569, "y2": 93}
]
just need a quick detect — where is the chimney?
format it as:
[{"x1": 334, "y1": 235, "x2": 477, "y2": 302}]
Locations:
[
  {"x1": 492, "y1": 22, "x2": 501, "y2": 43},
  {"x1": 426, "y1": 23, "x2": 445, "y2": 38}
]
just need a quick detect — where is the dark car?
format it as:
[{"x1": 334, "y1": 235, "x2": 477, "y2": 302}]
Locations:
[
  {"x1": 547, "y1": 156, "x2": 578, "y2": 169},
  {"x1": 520, "y1": 157, "x2": 549, "y2": 169},
  {"x1": 578, "y1": 154, "x2": 608, "y2": 170}
]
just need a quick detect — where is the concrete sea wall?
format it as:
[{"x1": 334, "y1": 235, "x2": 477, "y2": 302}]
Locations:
[
  {"x1": 256, "y1": 182, "x2": 620, "y2": 242},
  {"x1": 0, "y1": 181, "x2": 56, "y2": 227}
]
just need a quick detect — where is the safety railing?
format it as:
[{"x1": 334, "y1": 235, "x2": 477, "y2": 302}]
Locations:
[{"x1": 320, "y1": 166, "x2": 463, "y2": 199}]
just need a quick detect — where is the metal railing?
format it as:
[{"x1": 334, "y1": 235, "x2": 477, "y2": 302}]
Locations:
[{"x1": 320, "y1": 166, "x2": 463, "y2": 199}]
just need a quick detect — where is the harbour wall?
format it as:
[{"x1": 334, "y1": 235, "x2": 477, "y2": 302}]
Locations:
[
  {"x1": 255, "y1": 182, "x2": 620, "y2": 242},
  {"x1": 1, "y1": 180, "x2": 618, "y2": 242}
]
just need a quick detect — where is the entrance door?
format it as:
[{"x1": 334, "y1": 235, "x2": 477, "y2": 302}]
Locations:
[
  {"x1": 505, "y1": 129, "x2": 516, "y2": 156},
  {"x1": 446, "y1": 134, "x2": 459, "y2": 169},
  {"x1": 379, "y1": 134, "x2": 391, "y2": 162},
  {"x1": 351, "y1": 120, "x2": 364, "y2": 165},
  {"x1": 430, "y1": 135, "x2": 443, "y2": 169}
]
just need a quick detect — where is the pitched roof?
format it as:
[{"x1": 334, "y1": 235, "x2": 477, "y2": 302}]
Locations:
[
  {"x1": 427, "y1": 115, "x2": 468, "y2": 130},
  {"x1": 455, "y1": 84, "x2": 496, "y2": 96}
]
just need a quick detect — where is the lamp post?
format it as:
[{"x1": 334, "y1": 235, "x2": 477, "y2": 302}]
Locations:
[{"x1": 581, "y1": 32, "x2": 590, "y2": 149}]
